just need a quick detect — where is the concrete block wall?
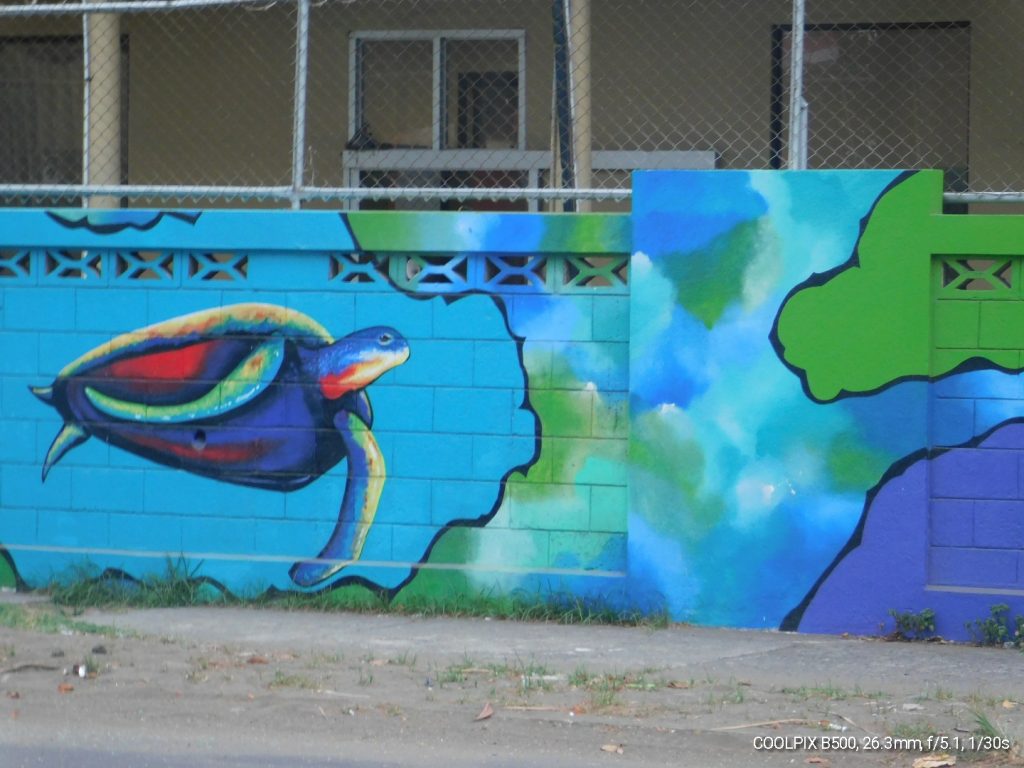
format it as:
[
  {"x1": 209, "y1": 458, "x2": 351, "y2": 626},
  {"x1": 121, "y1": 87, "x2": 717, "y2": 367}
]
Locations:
[{"x1": 3, "y1": 172, "x2": 1024, "y2": 640}]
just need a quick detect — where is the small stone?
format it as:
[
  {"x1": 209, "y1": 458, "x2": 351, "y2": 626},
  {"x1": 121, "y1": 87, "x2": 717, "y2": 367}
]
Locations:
[{"x1": 91, "y1": 645, "x2": 108, "y2": 655}]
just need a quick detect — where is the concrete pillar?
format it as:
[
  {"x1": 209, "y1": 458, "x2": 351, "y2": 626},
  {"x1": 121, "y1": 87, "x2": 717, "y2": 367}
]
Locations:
[
  {"x1": 85, "y1": 5, "x2": 122, "y2": 208},
  {"x1": 568, "y1": 0, "x2": 592, "y2": 212}
]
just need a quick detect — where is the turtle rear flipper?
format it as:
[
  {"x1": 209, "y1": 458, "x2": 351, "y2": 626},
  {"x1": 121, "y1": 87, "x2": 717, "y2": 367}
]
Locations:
[
  {"x1": 41, "y1": 423, "x2": 89, "y2": 481},
  {"x1": 30, "y1": 385, "x2": 54, "y2": 405}
]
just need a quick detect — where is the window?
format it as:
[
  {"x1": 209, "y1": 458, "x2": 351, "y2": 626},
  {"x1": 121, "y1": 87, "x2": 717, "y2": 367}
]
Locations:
[
  {"x1": 0, "y1": 34, "x2": 129, "y2": 204},
  {"x1": 348, "y1": 30, "x2": 525, "y2": 152},
  {"x1": 771, "y1": 21, "x2": 970, "y2": 191}
]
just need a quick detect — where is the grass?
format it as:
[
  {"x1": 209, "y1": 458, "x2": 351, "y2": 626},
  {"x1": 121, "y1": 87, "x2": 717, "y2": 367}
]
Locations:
[
  {"x1": 780, "y1": 682, "x2": 849, "y2": 701},
  {"x1": 268, "y1": 670, "x2": 319, "y2": 690},
  {"x1": 45, "y1": 560, "x2": 670, "y2": 628},
  {"x1": 0, "y1": 602, "x2": 118, "y2": 636}
]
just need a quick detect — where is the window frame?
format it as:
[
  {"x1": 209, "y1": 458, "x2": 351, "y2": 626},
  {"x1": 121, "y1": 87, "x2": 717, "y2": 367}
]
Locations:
[{"x1": 348, "y1": 29, "x2": 527, "y2": 152}]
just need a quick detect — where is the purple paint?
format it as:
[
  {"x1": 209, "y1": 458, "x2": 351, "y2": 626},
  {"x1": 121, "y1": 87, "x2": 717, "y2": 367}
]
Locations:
[{"x1": 797, "y1": 422, "x2": 1024, "y2": 640}]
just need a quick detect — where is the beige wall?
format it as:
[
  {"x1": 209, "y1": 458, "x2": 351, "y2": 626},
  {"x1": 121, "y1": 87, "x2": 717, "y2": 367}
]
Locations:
[{"x1": 2, "y1": 0, "x2": 1023, "y2": 206}]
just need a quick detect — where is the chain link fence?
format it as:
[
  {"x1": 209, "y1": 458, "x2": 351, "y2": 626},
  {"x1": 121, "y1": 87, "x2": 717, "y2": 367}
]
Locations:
[{"x1": 1, "y1": 0, "x2": 1022, "y2": 210}]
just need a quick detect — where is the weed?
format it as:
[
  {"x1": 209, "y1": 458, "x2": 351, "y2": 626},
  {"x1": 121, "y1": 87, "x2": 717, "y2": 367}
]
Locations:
[
  {"x1": 50, "y1": 558, "x2": 227, "y2": 609},
  {"x1": 268, "y1": 670, "x2": 318, "y2": 690},
  {"x1": 48, "y1": 563, "x2": 671, "y2": 628},
  {"x1": 357, "y1": 668, "x2": 374, "y2": 686},
  {"x1": 966, "y1": 604, "x2": 1011, "y2": 646},
  {"x1": 781, "y1": 683, "x2": 848, "y2": 701},
  {"x1": 888, "y1": 608, "x2": 937, "y2": 640},
  {"x1": 390, "y1": 651, "x2": 416, "y2": 668},
  {"x1": 972, "y1": 709, "x2": 1005, "y2": 740},
  {"x1": 888, "y1": 722, "x2": 941, "y2": 742},
  {"x1": 569, "y1": 665, "x2": 591, "y2": 687},
  {"x1": 0, "y1": 603, "x2": 117, "y2": 636}
]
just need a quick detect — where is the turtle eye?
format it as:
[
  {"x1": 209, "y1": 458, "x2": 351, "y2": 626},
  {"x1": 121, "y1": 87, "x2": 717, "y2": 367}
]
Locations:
[{"x1": 379, "y1": 332, "x2": 393, "y2": 345}]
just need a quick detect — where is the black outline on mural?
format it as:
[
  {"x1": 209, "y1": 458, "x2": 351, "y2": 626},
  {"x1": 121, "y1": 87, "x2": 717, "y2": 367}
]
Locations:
[
  {"x1": 0, "y1": 546, "x2": 27, "y2": 591},
  {"x1": 781, "y1": 414, "x2": 1024, "y2": 631},
  {"x1": 45, "y1": 210, "x2": 202, "y2": 235}
]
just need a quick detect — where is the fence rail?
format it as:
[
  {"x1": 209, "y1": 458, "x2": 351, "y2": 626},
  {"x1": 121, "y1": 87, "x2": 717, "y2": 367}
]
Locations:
[{"x1": 1, "y1": 0, "x2": 1022, "y2": 209}]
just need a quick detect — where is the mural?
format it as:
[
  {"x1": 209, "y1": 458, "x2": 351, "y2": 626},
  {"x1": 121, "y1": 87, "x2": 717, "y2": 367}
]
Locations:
[
  {"x1": 32, "y1": 303, "x2": 409, "y2": 586},
  {"x1": 629, "y1": 169, "x2": 1024, "y2": 638},
  {"x1": 2, "y1": 171, "x2": 1024, "y2": 639}
]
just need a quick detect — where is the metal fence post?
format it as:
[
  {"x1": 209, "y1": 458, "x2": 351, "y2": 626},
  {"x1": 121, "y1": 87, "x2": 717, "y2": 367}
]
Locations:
[
  {"x1": 787, "y1": 0, "x2": 808, "y2": 170},
  {"x1": 291, "y1": 0, "x2": 310, "y2": 209}
]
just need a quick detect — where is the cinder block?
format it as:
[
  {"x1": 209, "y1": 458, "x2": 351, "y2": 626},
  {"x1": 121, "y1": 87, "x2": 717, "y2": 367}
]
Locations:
[
  {"x1": 929, "y1": 546, "x2": 1018, "y2": 588},
  {"x1": 108, "y1": 512, "x2": 182, "y2": 552},
  {"x1": 590, "y1": 485, "x2": 628, "y2": 532},
  {"x1": 929, "y1": 397, "x2": 975, "y2": 447},
  {"x1": 253, "y1": 518, "x2": 334, "y2": 557},
  {"x1": 0, "y1": 507, "x2": 37, "y2": 544},
  {"x1": 76, "y1": 290, "x2": 148, "y2": 333},
  {"x1": 148, "y1": 290, "x2": 224, "y2": 322},
  {"x1": 592, "y1": 296, "x2": 630, "y2": 342},
  {"x1": 247, "y1": 252, "x2": 325, "y2": 289},
  {"x1": 930, "y1": 448, "x2": 1018, "y2": 499},
  {"x1": 474, "y1": 340, "x2": 525, "y2": 388},
  {"x1": 375, "y1": 477, "x2": 432, "y2": 525},
  {"x1": 356, "y1": 292, "x2": 433, "y2": 338},
  {"x1": 37, "y1": 332, "x2": 110, "y2": 377},
  {"x1": 430, "y1": 479, "x2": 501, "y2": 526},
  {"x1": 471, "y1": 434, "x2": 537, "y2": 480},
  {"x1": 394, "y1": 339, "x2": 474, "y2": 387},
  {"x1": 592, "y1": 395, "x2": 629, "y2": 439},
  {"x1": 391, "y1": 432, "x2": 472, "y2": 480},
  {"x1": 72, "y1": 468, "x2": 144, "y2": 513},
  {"x1": 932, "y1": 300, "x2": 979, "y2": 349},
  {"x1": 548, "y1": 531, "x2": 627, "y2": 571},
  {"x1": 435, "y1": 388, "x2": 512, "y2": 435},
  {"x1": 289, "y1": 292, "x2": 356, "y2": 335},
  {"x1": 371, "y1": 386, "x2": 435, "y2": 432},
  {"x1": 973, "y1": 500, "x2": 1024, "y2": 548},
  {"x1": 390, "y1": 524, "x2": 439, "y2": 564},
  {"x1": 929, "y1": 499, "x2": 973, "y2": 546},
  {"x1": 0, "y1": 332, "x2": 39, "y2": 375},
  {"x1": 42, "y1": 509, "x2": 109, "y2": 549},
  {"x1": 181, "y1": 516, "x2": 256, "y2": 555},
  {"x1": 3, "y1": 462, "x2": 69, "y2": 509},
  {"x1": 433, "y1": 294, "x2": 511, "y2": 341},
  {"x1": 552, "y1": 439, "x2": 628, "y2": 485},
  {"x1": 0, "y1": 420, "x2": 35, "y2": 462},
  {"x1": 979, "y1": 302, "x2": 1024, "y2": 349},
  {"x1": 530, "y1": 389, "x2": 593, "y2": 438},
  {"x1": 5, "y1": 288, "x2": 75, "y2": 330},
  {"x1": 509, "y1": 482, "x2": 590, "y2": 531},
  {"x1": 478, "y1": 528, "x2": 548, "y2": 568}
]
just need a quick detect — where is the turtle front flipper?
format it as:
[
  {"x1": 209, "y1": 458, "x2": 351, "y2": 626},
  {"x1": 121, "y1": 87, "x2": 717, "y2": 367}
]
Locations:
[
  {"x1": 289, "y1": 410, "x2": 384, "y2": 587},
  {"x1": 41, "y1": 423, "x2": 89, "y2": 481}
]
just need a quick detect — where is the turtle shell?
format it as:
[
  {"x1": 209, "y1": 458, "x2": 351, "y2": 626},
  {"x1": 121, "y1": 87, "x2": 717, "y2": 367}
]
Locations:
[{"x1": 41, "y1": 303, "x2": 352, "y2": 490}]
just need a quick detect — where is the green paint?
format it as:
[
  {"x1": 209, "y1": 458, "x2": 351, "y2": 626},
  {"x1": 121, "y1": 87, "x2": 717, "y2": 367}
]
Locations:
[
  {"x1": 666, "y1": 218, "x2": 776, "y2": 328},
  {"x1": 629, "y1": 410, "x2": 726, "y2": 531},
  {"x1": 825, "y1": 432, "x2": 887, "y2": 492},
  {"x1": 774, "y1": 172, "x2": 937, "y2": 401},
  {"x1": 0, "y1": 554, "x2": 16, "y2": 590},
  {"x1": 777, "y1": 170, "x2": 1024, "y2": 400}
]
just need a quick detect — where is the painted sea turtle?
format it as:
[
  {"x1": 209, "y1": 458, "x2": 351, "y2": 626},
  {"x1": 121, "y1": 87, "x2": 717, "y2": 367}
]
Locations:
[{"x1": 31, "y1": 302, "x2": 410, "y2": 587}]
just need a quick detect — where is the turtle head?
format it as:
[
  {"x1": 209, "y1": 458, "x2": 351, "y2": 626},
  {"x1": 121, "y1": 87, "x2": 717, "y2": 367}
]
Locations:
[{"x1": 317, "y1": 326, "x2": 410, "y2": 400}]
